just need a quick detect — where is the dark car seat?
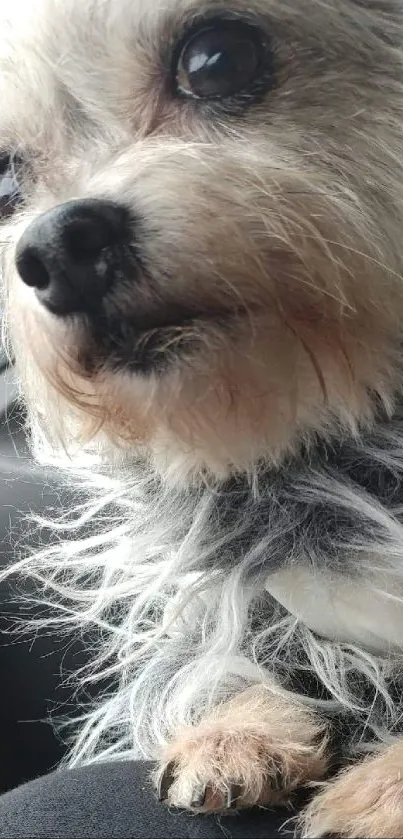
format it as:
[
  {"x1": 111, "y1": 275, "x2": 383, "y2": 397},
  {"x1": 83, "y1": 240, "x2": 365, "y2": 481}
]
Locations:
[{"x1": 0, "y1": 405, "x2": 87, "y2": 793}]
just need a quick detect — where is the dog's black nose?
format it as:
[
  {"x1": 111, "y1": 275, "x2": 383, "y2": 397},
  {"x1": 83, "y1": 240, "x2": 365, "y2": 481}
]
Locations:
[{"x1": 16, "y1": 199, "x2": 130, "y2": 315}]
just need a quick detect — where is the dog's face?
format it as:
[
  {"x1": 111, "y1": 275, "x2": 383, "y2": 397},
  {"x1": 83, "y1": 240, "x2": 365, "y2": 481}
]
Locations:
[{"x1": 1, "y1": 0, "x2": 403, "y2": 479}]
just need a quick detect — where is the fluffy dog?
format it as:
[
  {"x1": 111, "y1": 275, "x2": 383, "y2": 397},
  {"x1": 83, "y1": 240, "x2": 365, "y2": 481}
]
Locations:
[{"x1": 2, "y1": 0, "x2": 403, "y2": 835}]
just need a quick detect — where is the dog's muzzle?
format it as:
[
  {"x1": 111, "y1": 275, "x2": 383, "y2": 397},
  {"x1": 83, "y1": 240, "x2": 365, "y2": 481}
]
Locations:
[
  {"x1": 14, "y1": 198, "x2": 232, "y2": 374},
  {"x1": 15, "y1": 199, "x2": 132, "y2": 316}
]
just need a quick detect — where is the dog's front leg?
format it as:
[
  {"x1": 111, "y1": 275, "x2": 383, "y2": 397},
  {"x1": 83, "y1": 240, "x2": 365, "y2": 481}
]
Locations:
[
  {"x1": 301, "y1": 740, "x2": 403, "y2": 838},
  {"x1": 155, "y1": 684, "x2": 328, "y2": 813}
]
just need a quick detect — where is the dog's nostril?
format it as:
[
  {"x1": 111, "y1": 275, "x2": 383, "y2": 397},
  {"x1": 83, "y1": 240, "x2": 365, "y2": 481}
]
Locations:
[
  {"x1": 16, "y1": 250, "x2": 50, "y2": 290},
  {"x1": 62, "y1": 217, "x2": 116, "y2": 262}
]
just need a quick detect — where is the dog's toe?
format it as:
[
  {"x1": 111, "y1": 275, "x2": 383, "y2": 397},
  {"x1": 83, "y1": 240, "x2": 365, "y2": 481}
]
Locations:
[
  {"x1": 160, "y1": 773, "x2": 244, "y2": 814},
  {"x1": 157, "y1": 761, "x2": 176, "y2": 803}
]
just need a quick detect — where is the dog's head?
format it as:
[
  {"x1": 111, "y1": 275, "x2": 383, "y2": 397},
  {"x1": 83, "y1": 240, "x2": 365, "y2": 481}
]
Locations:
[{"x1": 1, "y1": 0, "x2": 403, "y2": 479}]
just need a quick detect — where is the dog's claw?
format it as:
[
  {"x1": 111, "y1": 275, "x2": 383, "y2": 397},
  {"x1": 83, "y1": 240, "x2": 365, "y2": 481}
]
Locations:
[
  {"x1": 158, "y1": 762, "x2": 176, "y2": 802},
  {"x1": 158, "y1": 767, "x2": 245, "y2": 811},
  {"x1": 227, "y1": 784, "x2": 242, "y2": 809},
  {"x1": 193, "y1": 784, "x2": 241, "y2": 811},
  {"x1": 190, "y1": 787, "x2": 207, "y2": 809}
]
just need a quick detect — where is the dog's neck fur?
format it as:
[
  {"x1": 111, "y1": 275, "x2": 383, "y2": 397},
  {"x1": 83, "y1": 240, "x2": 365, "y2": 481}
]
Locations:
[
  {"x1": 202, "y1": 409, "x2": 403, "y2": 651},
  {"x1": 193, "y1": 408, "x2": 403, "y2": 576}
]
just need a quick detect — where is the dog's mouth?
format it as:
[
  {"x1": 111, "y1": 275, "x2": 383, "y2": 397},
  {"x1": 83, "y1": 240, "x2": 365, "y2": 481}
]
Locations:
[{"x1": 78, "y1": 304, "x2": 231, "y2": 374}]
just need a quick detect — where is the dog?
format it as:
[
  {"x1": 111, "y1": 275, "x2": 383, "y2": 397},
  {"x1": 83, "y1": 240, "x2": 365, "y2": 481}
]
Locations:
[{"x1": 3, "y1": 0, "x2": 403, "y2": 834}]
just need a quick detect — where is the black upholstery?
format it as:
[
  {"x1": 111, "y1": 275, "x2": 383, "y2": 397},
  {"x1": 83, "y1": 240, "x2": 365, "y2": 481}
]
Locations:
[{"x1": 0, "y1": 408, "x2": 85, "y2": 793}]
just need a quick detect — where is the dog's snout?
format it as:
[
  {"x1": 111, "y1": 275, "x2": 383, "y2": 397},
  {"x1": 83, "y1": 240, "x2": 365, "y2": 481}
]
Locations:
[{"x1": 15, "y1": 199, "x2": 131, "y2": 315}]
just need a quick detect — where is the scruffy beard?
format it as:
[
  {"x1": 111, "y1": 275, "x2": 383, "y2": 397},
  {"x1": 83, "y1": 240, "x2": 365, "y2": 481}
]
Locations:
[{"x1": 76, "y1": 299, "x2": 237, "y2": 375}]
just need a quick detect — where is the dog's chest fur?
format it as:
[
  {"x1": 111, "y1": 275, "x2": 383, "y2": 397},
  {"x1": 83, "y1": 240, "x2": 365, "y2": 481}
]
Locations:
[{"x1": 266, "y1": 565, "x2": 403, "y2": 654}]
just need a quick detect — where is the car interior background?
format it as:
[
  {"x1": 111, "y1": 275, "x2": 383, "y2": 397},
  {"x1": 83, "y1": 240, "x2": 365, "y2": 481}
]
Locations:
[{"x1": 0, "y1": 332, "x2": 88, "y2": 793}]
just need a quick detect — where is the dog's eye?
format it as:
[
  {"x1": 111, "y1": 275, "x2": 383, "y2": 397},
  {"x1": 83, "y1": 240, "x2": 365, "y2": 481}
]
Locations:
[
  {"x1": 175, "y1": 19, "x2": 269, "y2": 101},
  {"x1": 0, "y1": 154, "x2": 22, "y2": 221}
]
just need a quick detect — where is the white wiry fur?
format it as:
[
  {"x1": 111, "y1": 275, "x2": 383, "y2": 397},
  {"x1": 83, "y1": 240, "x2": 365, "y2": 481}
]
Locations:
[{"x1": 5, "y1": 418, "x2": 403, "y2": 768}]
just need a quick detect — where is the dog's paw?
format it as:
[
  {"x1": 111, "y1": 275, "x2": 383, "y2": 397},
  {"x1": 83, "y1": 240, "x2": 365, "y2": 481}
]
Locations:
[
  {"x1": 155, "y1": 686, "x2": 328, "y2": 813},
  {"x1": 156, "y1": 727, "x2": 315, "y2": 812},
  {"x1": 300, "y1": 741, "x2": 403, "y2": 838}
]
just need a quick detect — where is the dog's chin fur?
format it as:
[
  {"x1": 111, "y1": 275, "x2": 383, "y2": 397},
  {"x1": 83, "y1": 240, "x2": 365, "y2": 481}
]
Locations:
[{"x1": 5, "y1": 0, "x2": 403, "y2": 831}]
